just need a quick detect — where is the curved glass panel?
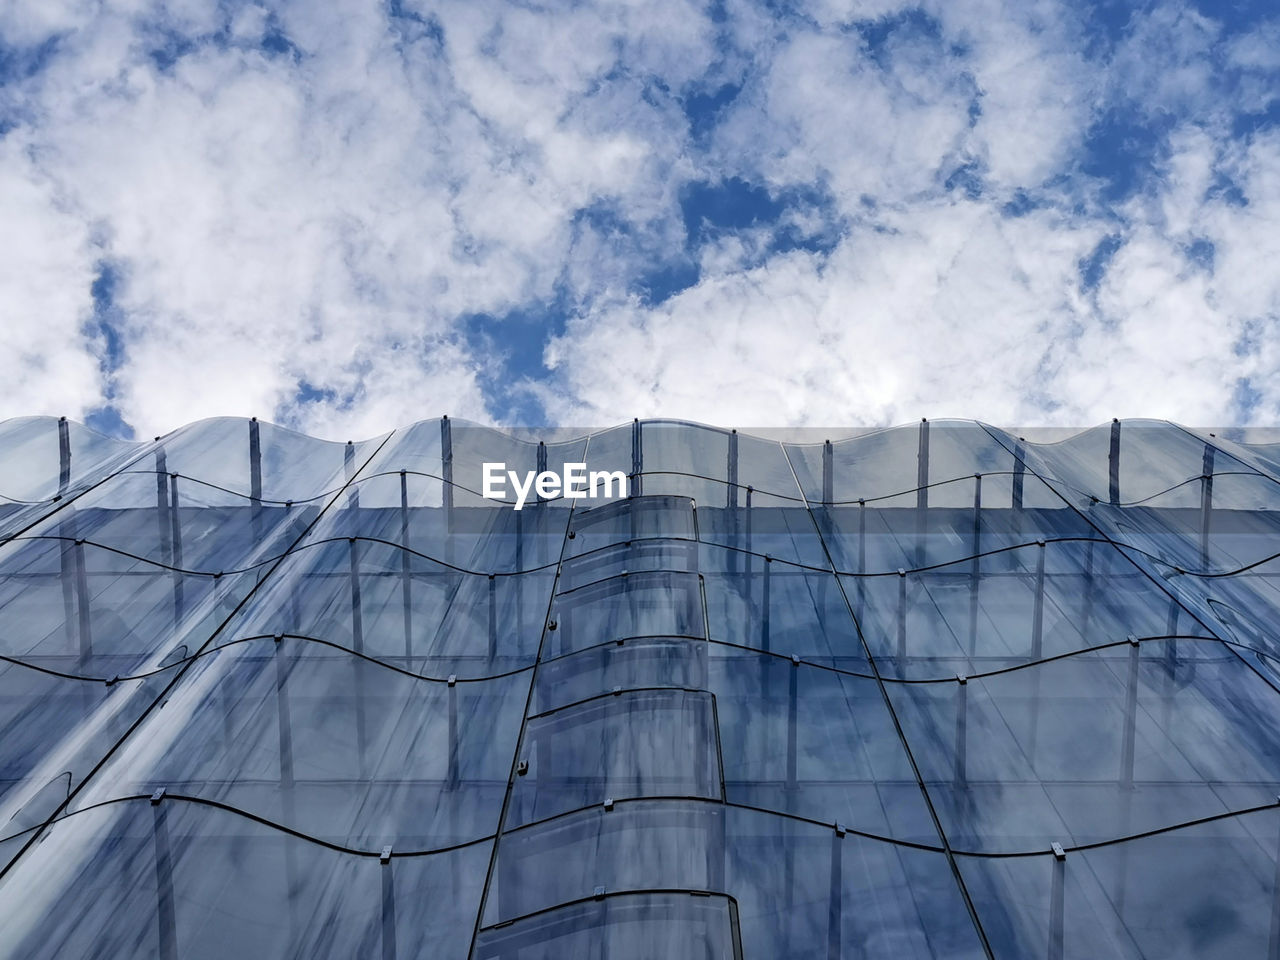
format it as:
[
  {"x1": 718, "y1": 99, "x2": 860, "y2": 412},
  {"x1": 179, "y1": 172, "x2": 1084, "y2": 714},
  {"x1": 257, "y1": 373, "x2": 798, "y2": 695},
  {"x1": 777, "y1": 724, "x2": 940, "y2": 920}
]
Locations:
[
  {"x1": 232, "y1": 538, "x2": 553, "y2": 676},
  {"x1": 697, "y1": 494, "x2": 829, "y2": 568},
  {"x1": 785, "y1": 421, "x2": 1019, "y2": 505},
  {"x1": 559, "y1": 539, "x2": 699, "y2": 592},
  {"x1": 151, "y1": 417, "x2": 383, "y2": 503},
  {"x1": 0, "y1": 799, "x2": 489, "y2": 960},
  {"x1": 813, "y1": 471, "x2": 1095, "y2": 575},
  {"x1": 327, "y1": 471, "x2": 569, "y2": 574},
  {"x1": 710, "y1": 652, "x2": 936, "y2": 841},
  {"x1": 67, "y1": 637, "x2": 528, "y2": 847},
  {"x1": 0, "y1": 417, "x2": 139, "y2": 502},
  {"x1": 844, "y1": 538, "x2": 1212, "y2": 680},
  {"x1": 889, "y1": 642, "x2": 1280, "y2": 852},
  {"x1": 704, "y1": 562, "x2": 868, "y2": 670},
  {"x1": 566, "y1": 496, "x2": 696, "y2": 557},
  {"x1": 484, "y1": 801, "x2": 984, "y2": 958},
  {"x1": 960, "y1": 804, "x2": 1280, "y2": 959},
  {"x1": 11, "y1": 470, "x2": 316, "y2": 576},
  {"x1": 532, "y1": 638, "x2": 710, "y2": 713},
  {"x1": 1020, "y1": 420, "x2": 1218, "y2": 510},
  {"x1": 548, "y1": 571, "x2": 704, "y2": 657},
  {"x1": 509, "y1": 689, "x2": 720, "y2": 826}
]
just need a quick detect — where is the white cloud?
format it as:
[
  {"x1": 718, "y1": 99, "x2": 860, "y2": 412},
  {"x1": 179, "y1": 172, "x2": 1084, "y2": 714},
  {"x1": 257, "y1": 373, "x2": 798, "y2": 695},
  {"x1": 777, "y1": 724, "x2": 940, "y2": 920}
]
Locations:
[
  {"x1": 0, "y1": 134, "x2": 102, "y2": 419},
  {"x1": 0, "y1": 0, "x2": 1276, "y2": 438},
  {"x1": 543, "y1": 199, "x2": 1105, "y2": 426}
]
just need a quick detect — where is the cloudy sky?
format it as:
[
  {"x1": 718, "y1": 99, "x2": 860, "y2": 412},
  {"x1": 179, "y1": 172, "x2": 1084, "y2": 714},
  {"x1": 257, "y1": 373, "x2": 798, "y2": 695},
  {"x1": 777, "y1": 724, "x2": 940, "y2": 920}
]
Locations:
[{"x1": 0, "y1": 0, "x2": 1277, "y2": 439}]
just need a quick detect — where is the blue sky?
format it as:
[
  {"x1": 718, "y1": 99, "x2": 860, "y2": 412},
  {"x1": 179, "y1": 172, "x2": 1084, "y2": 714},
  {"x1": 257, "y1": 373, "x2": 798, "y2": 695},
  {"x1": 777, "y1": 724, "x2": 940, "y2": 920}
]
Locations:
[{"x1": 0, "y1": 0, "x2": 1278, "y2": 438}]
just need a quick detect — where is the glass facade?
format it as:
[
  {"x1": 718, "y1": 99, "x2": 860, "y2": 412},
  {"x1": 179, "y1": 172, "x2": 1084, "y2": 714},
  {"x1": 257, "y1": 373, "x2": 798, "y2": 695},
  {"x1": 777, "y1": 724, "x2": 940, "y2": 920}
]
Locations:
[{"x1": 1, "y1": 416, "x2": 1279, "y2": 958}]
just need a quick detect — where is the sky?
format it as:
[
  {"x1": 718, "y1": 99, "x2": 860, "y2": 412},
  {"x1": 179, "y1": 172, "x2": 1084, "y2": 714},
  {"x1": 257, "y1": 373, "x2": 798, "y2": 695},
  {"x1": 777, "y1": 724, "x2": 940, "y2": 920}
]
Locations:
[{"x1": 0, "y1": 0, "x2": 1278, "y2": 440}]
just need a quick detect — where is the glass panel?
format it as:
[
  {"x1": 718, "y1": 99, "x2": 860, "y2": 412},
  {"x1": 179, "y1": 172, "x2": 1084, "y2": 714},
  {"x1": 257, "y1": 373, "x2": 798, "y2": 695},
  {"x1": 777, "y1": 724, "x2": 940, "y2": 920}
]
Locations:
[
  {"x1": 960, "y1": 804, "x2": 1280, "y2": 959},
  {"x1": 697, "y1": 494, "x2": 829, "y2": 568},
  {"x1": 559, "y1": 539, "x2": 699, "y2": 593},
  {"x1": 532, "y1": 638, "x2": 710, "y2": 713},
  {"x1": 508, "y1": 690, "x2": 720, "y2": 826},
  {"x1": 1019, "y1": 420, "x2": 1216, "y2": 510},
  {"x1": 1082, "y1": 471, "x2": 1280, "y2": 577},
  {"x1": 814, "y1": 471, "x2": 1095, "y2": 575},
  {"x1": 565, "y1": 496, "x2": 696, "y2": 558},
  {"x1": 890, "y1": 642, "x2": 1280, "y2": 852},
  {"x1": 67, "y1": 636, "x2": 529, "y2": 847},
  {"x1": 12, "y1": 472, "x2": 314, "y2": 576},
  {"x1": 548, "y1": 571, "x2": 704, "y2": 657},
  {"x1": 147, "y1": 417, "x2": 383, "y2": 503},
  {"x1": 785, "y1": 420, "x2": 1020, "y2": 504},
  {"x1": 323, "y1": 470, "x2": 569, "y2": 575},
  {"x1": 704, "y1": 560, "x2": 868, "y2": 670},
  {"x1": 0, "y1": 417, "x2": 140, "y2": 536},
  {"x1": 0, "y1": 799, "x2": 490, "y2": 960},
  {"x1": 236, "y1": 538, "x2": 554, "y2": 676},
  {"x1": 440, "y1": 420, "x2": 589, "y2": 508},
  {"x1": 845, "y1": 538, "x2": 1211, "y2": 679},
  {"x1": 485, "y1": 802, "x2": 985, "y2": 959},
  {"x1": 711, "y1": 651, "x2": 937, "y2": 841}
]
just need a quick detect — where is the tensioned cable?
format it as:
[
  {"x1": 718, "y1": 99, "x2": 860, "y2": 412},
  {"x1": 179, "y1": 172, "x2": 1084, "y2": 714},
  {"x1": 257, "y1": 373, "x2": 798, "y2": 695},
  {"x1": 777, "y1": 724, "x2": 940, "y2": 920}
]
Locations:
[
  {"x1": 0, "y1": 792, "x2": 496, "y2": 858},
  {"x1": 6, "y1": 786, "x2": 1276, "y2": 873},
  {"x1": 15, "y1": 453, "x2": 1262, "y2": 523},
  {"x1": 14, "y1": 525, "x2": 1280, "y2": 585},
  {"x1": 2, "y1": 626, "x2": 1253, "y2": 691},
  {"x1": 3, "y1": 532, "x2": 567, "y2": 579}
]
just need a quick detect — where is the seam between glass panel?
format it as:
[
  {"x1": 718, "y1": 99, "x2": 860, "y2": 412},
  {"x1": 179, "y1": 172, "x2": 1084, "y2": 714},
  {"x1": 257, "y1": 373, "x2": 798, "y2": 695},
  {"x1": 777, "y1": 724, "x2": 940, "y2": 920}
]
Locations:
[
  {"x1": 8, "y1": 787, "x2": 1278, "y2": 866},
  {"x1": 29, "y1": 519, "x2": 1273, "y2": 584},
  {"x1": 7, "y1": 627, "x2": 1253, "y2": 699}
]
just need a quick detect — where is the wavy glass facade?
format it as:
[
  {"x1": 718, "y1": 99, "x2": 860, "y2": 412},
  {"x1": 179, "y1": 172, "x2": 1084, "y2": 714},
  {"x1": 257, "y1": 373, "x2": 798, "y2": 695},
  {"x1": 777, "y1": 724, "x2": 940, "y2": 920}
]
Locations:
[{"x1": 2, "y1": 416, "x2": 1280, "y2": 958}]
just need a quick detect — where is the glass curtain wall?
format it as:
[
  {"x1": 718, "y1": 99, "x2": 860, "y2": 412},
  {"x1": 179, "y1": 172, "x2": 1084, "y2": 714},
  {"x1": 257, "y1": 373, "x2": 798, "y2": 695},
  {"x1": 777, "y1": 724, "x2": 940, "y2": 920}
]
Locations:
[{"x1": 0, "y1": 416, "x2": 1278, "y2": 959}]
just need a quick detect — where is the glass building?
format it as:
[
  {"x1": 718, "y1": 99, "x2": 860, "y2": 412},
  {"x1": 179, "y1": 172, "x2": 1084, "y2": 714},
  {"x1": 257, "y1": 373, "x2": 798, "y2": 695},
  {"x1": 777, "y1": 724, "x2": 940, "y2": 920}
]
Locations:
[{"x1": 1, "y1": 415, "x2": 1280, "y2": 959}]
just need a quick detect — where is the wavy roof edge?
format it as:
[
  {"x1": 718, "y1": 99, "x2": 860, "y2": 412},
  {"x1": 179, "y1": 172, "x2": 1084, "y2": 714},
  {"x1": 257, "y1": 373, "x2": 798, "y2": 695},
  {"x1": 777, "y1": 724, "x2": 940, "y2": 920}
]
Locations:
[{"x1": 6, "y1": 414, "x2": 1279, "y2": 450}]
